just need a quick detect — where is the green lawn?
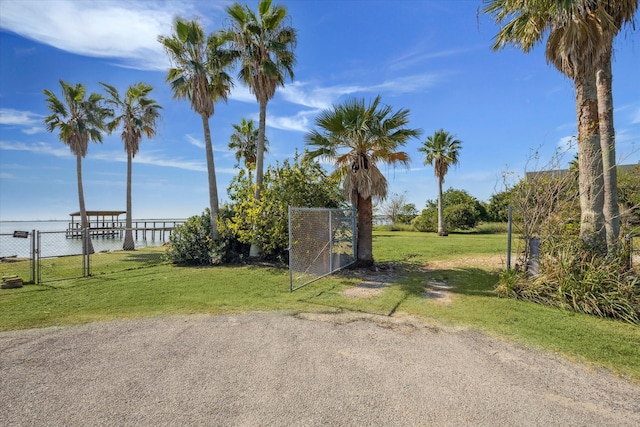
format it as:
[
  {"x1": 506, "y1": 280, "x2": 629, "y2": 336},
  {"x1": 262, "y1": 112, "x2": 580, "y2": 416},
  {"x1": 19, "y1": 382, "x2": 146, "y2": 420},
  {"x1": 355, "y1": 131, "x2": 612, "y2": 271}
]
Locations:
[{"x1": 1, "y1": 230, "x2": 639, "y2": 382}]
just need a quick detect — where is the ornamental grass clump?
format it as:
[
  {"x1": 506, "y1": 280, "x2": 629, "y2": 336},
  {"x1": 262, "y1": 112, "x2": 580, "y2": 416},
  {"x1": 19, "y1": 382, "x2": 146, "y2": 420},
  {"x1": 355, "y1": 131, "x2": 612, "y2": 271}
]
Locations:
[{"x1": 496, "y1": 240, "x2": 640, "y2": 324}]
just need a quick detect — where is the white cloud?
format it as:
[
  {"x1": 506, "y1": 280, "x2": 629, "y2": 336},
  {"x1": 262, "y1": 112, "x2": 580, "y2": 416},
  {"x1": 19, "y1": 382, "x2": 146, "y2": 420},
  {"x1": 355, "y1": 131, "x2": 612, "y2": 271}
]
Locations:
[
  {"x1": 185, "y1": 134, "x2": 205, "y2": 149},
  {"x1": 267, "y1": 110, "x2": 316, "y2": 133},
  {"x1": 0, "y1": 140, "x2": 72, "y2": 158},
  {"x1": 389, "y1": 47, "x2": 472, "y2": 72},
  {"x1": 631, "y1": 107, "x2": 640, "y2": 125},
  {"x1": 0, "y1": 108, "x2": 44, "y2": 133},
  {"x1": 0, "y1": 0, "x2": 223, "y2": 70}
]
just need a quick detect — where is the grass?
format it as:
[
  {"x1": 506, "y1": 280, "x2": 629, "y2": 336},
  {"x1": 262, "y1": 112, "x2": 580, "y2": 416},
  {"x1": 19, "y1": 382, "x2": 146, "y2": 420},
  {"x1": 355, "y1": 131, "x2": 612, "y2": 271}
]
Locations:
[{"x1": 1, "y1": 230, "x2": 639, "y2": 382}]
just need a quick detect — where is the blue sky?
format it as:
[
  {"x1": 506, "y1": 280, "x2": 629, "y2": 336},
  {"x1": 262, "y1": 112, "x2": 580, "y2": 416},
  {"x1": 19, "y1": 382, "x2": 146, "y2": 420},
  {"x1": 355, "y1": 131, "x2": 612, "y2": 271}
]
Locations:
[{"x1": 0, "y1": 0, "x2": 638, "y2": 221}]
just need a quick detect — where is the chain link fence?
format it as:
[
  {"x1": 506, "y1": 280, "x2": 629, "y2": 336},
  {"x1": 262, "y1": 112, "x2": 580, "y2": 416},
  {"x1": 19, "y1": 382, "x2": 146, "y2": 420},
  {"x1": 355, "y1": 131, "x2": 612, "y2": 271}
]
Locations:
[
  {"x1": 1, "y1": 227, "x2": 173, "y2": 285},
  {"x1": 288, "y1": 206, "x2": 356, "y2": 291}
]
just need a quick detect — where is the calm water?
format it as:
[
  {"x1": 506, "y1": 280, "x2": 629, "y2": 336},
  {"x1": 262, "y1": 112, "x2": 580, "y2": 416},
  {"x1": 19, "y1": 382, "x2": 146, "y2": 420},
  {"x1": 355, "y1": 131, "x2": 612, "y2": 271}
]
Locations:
[{"x1": 0, "y1": 220, "x2": 182, "y2": 258}]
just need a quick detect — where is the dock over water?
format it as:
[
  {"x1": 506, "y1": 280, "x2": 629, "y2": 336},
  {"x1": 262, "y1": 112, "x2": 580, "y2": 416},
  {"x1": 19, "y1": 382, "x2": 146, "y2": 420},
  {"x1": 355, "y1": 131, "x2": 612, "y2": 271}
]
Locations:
[{"x1": 66, "y1": 211, "x2": 183, "y2": 240}]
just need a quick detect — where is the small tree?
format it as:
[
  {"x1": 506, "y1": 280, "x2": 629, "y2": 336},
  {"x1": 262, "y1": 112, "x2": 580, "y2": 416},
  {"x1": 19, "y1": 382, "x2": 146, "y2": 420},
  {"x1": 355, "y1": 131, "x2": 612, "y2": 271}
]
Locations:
[{"x1": 381, "y1": 192, "x2": 410, "y2": 224}]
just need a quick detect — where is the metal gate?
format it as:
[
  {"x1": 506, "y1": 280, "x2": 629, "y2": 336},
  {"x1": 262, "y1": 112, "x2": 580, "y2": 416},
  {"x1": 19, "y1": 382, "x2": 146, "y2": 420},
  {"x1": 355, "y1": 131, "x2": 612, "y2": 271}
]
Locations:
[{"x1": 288, "y1": 206, "x2": 356, "y2": 291}]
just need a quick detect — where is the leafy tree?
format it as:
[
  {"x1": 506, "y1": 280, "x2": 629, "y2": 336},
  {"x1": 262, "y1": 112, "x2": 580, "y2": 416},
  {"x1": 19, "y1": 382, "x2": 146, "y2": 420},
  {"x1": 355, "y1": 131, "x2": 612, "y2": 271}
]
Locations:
[
  {"x1": 419, "y1": 129, "x2": 462, "y2": 236},
  {"x1": 158, "y1": 19, "x2": 234, "y2": 241},
  {"x1": 228, "y1": 118, "x2": 267, "y2": 185},
  {"x1": 225, "y1": 0, "x2": 297, "y2": 257},
  {"x1": 305, "y1": 96, "x2": 421, "y2": 267},
  {"x1": 101, "y1": 82, "x2": 162, "y2": 250},
  {"x1": 397, "y1": 203, "x2": 418, "y2": 224},
  {"x1": 415, "y1": 188, "x2": 484, "y2": 232},
  {"x1": 226, "y1": 154, "x2": 344, "y2": 260},
  {"x1": 43, "y1": 80, "x2": 111, "y2": 254},
  {"x1": 487, "y1": 190, "x2": 513, "y2": 222}
]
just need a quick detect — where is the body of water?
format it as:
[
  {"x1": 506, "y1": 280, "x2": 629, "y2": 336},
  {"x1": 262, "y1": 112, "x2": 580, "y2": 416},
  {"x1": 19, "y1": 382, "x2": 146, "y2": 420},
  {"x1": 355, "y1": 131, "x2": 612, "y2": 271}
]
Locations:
[{"x1": 0, "y1": 219, "x2": 183, "y2": 258}]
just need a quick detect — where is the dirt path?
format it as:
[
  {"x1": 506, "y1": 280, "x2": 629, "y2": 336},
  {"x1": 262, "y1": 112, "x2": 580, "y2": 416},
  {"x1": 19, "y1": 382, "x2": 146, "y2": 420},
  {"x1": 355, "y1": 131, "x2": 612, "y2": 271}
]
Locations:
[{"x1": 1, "y1": 312, "x2": 639, "y2": 426}]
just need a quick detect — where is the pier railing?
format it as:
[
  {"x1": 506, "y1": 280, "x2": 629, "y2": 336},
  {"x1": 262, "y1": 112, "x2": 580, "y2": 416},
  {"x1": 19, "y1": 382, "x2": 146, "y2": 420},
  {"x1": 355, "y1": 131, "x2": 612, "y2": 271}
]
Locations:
[{"x1": 66, "y1": 219, "x2": 184, "y2": 240}]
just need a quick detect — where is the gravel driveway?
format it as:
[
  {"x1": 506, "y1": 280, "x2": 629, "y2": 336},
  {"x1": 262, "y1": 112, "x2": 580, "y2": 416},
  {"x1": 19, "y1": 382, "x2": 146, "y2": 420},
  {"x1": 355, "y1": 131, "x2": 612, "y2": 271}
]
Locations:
[{"x1": 1, "y1": 312, "x2": 639, "y2": 426}]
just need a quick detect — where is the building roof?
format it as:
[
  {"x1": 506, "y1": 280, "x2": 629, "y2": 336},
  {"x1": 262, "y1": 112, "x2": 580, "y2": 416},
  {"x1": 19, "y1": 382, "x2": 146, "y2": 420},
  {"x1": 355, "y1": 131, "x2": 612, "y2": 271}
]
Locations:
[{"x1": 69, "y1": 211, "x2": 126, "y2": 217}]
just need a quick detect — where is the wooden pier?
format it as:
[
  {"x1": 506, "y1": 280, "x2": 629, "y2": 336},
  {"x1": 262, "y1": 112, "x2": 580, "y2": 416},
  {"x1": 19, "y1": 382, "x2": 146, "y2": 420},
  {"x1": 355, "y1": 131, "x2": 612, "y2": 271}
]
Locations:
[{"x1": 66, "y1": 211, "x2": 183, "y2": 241}]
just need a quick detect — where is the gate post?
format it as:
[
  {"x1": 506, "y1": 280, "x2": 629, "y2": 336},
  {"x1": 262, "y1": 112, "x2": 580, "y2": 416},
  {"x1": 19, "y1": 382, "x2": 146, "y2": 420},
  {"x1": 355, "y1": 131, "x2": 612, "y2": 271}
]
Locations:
[{"x1": 31, "y1": 229, "x2": 37, "y2": 284}]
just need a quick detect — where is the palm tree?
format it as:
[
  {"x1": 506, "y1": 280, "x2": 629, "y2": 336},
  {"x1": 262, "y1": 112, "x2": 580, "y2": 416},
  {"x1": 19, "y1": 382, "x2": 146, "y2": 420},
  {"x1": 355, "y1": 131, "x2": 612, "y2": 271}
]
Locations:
[
  {"x1": 158, "y1": 18, "x2": 234, "y2": 240},
  {"x1": 225, "y1": 0, "x2": 297, "y2": 256},
  {"x1": 483, "y1": 0, "x2": 636, "y2": 251},
  {"x1": 228, "y1": 118, "x2": 267, "y2": 185},
  {"x1": 419, "y1": 129, "x2": 462, "y2": 237},
  {"x1": 305, "y1": 96, "x2": 421, "y2": 267},
  {"x1": 101, "y1": 82, "x2": 162, "y2": 250},
  {"x1": 43, "y1": 80, "x2": 110, "y2": 254},
  {"x1": 593, "y1": 1, "x2": 637, "y2": 250}
]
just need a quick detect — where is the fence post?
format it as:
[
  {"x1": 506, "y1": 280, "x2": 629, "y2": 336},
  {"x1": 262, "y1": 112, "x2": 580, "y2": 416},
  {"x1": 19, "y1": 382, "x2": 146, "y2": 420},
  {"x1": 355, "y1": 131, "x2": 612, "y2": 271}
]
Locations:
[
  {"x1": 31, "y1": 229, "x2": 37, "y2": 284},
  {"x1": 288, "y1": 206, "x2": 293, "y2": 292},
  {"x1": 507, "y1": 206, "x2": 512, "y2": 270}
]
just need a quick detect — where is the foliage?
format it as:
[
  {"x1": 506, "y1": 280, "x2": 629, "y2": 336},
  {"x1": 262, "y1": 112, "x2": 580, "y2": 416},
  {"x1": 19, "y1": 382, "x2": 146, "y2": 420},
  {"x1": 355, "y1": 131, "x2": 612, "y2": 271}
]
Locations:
[
  {"x1": 619, "y1": 164, "x2": 640, "y2": 226},
  {"x1": 304, "y1": 95, "x2": 421, "y2": 266},
  {"x1": 414, "y1": 188, "x2": 484, "y2": 232},
  {"x1": 166, "y1": 210, "x2": 216, "y2": 265},
  {"x1": 486, "y1": 190, "x2": 512, "y2": 222},
  {"x1": 497, "y1": 239, "x2": 640, "y2": 325},
  {"x1": 225, "y1": 154, "x2": 345, "y2": 261},
  {"x1": 158, "y1": 18, "x2": 234, "y2": 240}
]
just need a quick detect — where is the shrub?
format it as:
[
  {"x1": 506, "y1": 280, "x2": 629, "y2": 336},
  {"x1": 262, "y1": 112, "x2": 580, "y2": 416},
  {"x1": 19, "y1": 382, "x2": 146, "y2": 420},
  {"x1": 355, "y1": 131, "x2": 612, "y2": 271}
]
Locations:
[
  {"x1": 166, "y1": 210, "x2": 215, "y2": 265},
  {"x1": 165, "y1": 208, "x2": 249, "y2": 266},
  {"x1": 226, "y1": 155, "x2": 345, "y2": 261},
  {"x1": 496, "y1": 239, "x2": 640, "y2": 324},
  {"x1": 444, "y1": 203, "x2": 478, "y2": 230}
]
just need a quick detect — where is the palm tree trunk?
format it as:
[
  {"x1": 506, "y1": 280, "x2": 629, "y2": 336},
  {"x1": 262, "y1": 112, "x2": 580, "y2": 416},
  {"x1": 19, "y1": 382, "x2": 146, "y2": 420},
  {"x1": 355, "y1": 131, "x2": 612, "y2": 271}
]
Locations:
[
  {"x1": 596, "y1": 51, "x2": 620, "y2": 252},
  {"x1": 76, "y1": 154, "x2": 94, "y2": 254},
  {"x1": 356, "y1": 194, "x2": 374, "y2": 268},
  {"x1": 123, "y1": 151, "x2": 135, "y2": 250},
  {"x1": 202, "y1": 114, "x2": 220, "y2": 241},
  {"x1": 249, "y1": 100, "x2": 268, "y2": 258},
  {"x1": 575, "y1": 74, "x2": 606, "y2": 251},
  {"x1": 437, "y1": 177, "x2": 448, "y2": 236}
]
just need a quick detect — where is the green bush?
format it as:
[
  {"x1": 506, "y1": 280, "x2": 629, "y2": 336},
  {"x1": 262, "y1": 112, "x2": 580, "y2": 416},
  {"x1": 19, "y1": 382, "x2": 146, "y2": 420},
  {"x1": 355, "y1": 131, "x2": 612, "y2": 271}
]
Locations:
[
  {"x1": 226, "y1": 155, "x2": 345, "y2": 261},
  {"x1": 412, "y1": 207, "x2": 436, "y2": 232},
  {"x1": 165, "y1": 208, "x2": 249, "y2": 266},
  {"x1": 166, "y1": 210, "x2": 215, "y2": 265},
  {"x1": 444, "y1": 203, "x2": 478, "y2": 230}
]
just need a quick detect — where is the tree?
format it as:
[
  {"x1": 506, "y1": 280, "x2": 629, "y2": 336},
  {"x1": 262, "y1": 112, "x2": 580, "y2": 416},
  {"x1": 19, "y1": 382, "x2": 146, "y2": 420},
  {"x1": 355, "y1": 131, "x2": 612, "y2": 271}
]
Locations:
[
  {"x1": 305, "y1": 96, "x2": 421, "y2": 267},
  {"x1": 381, "y1": 192, "x2": 409, "y2": 224},
  {"x1": 158, "y1": 19, "x2": 234, "y2": 240},
  {"x1": 484, "y1": 0, "x2": 637, "y2": 252},
  {"x1": 43, "y1": 80, "x2": 110, "y2": 254},
  {"x1": 419, "y1": 129, "x2": 462, "y2": 236},
  {"x1": 101, "y1": 82, "x2": 162, "y2": 250},
  {"x1": 225, "y1": 0, "x2": 297, "y2": 256},
  {"x1": 228, "y1": 118, "x2": 267, "y2": 185}
]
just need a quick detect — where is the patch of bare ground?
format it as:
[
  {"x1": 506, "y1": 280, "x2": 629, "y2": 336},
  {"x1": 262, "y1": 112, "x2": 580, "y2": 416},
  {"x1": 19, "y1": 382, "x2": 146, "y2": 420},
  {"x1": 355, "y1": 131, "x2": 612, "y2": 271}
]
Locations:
[{"x1": 341, "y1": 256, "x2": 505, "y2": 303}]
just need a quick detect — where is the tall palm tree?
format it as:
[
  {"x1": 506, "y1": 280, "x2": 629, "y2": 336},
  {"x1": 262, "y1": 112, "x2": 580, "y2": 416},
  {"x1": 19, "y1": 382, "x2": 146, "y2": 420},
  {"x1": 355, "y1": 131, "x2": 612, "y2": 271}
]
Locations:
[
  {"x1": 158, "y1": 18, "x2": 234, "y2": 240},
  {"x1": 228, "y1": 118, "x2": 267, "y2": 185},
  {"x1": 44, "y1": 80, "x2": 110, "y2": 255},
  {"x1": 305, "y1": 96, "x2": 421, "y2": 267},
  {"x1": 419, "y1": 129, "x2": 462, "y2": 237},
  {"x1": 483, "y1": 0, "x2": 636, "y2": 251},
  {"x1": 101, "y1": 82, "x2": 162, "y2": 251},
  {"x1": 593, "y1": 1, "x2": 637, "y2": 250},
  {"x1": 225, "y1": 0, "x2": 297, "y2": 256}
]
